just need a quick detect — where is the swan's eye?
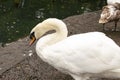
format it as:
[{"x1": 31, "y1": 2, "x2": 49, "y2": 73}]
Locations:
[{"x1": 30, "y1": 32, "x2": 35, "y2": 39}]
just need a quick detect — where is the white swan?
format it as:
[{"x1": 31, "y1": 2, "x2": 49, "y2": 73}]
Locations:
[
  {"x1": 99, "y1": 3, "x2": 120, "y2": 31},
  {"x1": 107, "y1": 0, "x2": 120, "y2": 4},
  {"x1": 29, "y1": 18, "x2": 120, "y2": 80}
]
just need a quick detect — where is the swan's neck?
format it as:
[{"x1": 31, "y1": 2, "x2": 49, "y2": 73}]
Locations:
[{"x1": 36, "y1": 22, "x2": 68, "y2": 48}]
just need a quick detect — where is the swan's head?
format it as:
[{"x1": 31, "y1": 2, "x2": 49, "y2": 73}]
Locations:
[{"x1": 29, "y1": 18, "x2": 67, "y2": 46}]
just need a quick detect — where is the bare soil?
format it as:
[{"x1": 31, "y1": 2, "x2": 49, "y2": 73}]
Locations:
[{"x1": 0, "y1": 11, "x2": 120, "y2": 80}]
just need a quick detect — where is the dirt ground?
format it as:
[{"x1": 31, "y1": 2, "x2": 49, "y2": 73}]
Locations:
[{"x1": 0, "y1": 11, "x2": 120, "y2": 80}]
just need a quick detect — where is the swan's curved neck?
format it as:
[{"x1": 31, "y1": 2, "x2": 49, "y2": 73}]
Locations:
[{"x1": 36, "y1": 21, "x2": 68, "y2": 48}]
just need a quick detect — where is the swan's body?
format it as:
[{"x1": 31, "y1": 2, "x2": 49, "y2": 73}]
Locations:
[
  {"x1": 107, "y1": 0, "x2": 120, "y2": 4},
  {"x1": 99, "y1": 3, "x2": 120, "y2": 31},
  {"x1": 30, "y1": 18, "x2": 120, "y2": 80}
]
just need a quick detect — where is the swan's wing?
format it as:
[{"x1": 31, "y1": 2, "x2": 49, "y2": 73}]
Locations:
[{"x1": 43, "y1": 32, "x2": 120, "y2": 73}]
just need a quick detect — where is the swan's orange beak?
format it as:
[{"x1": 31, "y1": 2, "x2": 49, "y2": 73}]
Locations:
[{"x1": 29, "y1": 36, "x2": 36, "y2": 46}]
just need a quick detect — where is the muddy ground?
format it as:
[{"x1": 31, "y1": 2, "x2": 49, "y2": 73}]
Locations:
[{"x1": 0, "y1": 11, "x2": 120, "y2": 80}]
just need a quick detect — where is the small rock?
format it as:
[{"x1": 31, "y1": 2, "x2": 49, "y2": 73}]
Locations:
[
  {"x1": 0, "y1": 68, "x2": 2, "y2": 70},
  {"x1": 29, "y1": 53, "x2": 33, "y2": 56},
  {"x1": 23, "y1": 54, "x2": 26, "y2": 56}
]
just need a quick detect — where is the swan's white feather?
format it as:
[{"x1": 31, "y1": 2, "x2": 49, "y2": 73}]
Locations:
[
  {"x1": 40, "y1": 32, "x2": 120, "y2": 74},
  {"x1": 30, "y1": 18, "x2": 120, "y2": 80}
]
